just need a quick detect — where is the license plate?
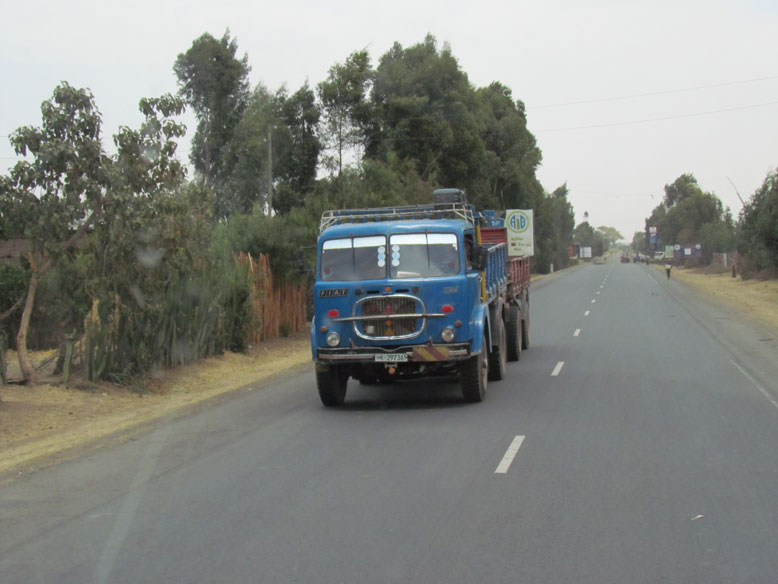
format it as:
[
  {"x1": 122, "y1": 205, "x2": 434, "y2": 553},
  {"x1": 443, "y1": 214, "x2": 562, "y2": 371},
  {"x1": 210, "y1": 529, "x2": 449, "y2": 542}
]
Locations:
[{"x1": 375, "y1": 353, "x2": 408, "y2": 363}]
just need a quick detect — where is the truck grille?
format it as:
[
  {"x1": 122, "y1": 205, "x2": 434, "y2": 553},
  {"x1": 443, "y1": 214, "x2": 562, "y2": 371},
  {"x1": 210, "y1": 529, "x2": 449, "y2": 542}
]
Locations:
[{"x1": 355, "y1": 295, "x2": 422, "y2": 339}]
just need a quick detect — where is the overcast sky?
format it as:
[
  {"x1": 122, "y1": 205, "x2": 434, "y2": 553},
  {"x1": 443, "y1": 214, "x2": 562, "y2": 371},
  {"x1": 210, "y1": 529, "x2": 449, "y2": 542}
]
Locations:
[{"x1": 2, "y1": 0, "x2": 776, "y2": 240}]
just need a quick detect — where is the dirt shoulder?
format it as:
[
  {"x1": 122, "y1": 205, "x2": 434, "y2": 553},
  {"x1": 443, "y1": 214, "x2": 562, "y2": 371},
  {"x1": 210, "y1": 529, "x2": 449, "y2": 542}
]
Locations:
[
  {"x1": 2, "y1": 266, "x2": 777, "y2": 479},
  {"x1": 666, "y1": 265, "x2": 778, "y2": 335},
  {"x1": 0, "y1": 332, "x2": 312, "y2": 478}
]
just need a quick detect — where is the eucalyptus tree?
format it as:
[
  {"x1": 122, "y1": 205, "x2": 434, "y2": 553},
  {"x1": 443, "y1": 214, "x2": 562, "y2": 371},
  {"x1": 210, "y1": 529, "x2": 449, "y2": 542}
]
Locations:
[
  {"x1": 273, "y1": 83, "x2": 322, "y2": 214},
  {"x1": 737, "y1": 167, "x2": 778, "y2": 272},
  {"x1": 476, "y1": 82, "x2": 544, "y2": 210},
  {"x1": 174, "y1": 30, "x2": 250, "y2": 216},
  {"x1": 368, "y1": 35, "x2": 486, "y2": 197},
  {"x1": 317, "y1": 50, "x2": 373, "y2": 178}
]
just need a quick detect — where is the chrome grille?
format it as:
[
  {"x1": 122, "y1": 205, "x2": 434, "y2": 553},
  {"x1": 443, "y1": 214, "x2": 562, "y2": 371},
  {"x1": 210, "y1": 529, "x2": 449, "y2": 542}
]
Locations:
[{"x1": 355, "y1": 295, "x2": 422, "y2": 339}]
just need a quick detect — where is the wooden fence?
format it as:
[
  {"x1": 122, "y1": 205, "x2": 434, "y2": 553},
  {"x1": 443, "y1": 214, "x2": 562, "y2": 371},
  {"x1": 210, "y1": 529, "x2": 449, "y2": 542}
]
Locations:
[{"x1": 236, "y1": 252, "x2": 307, "y2": 343}]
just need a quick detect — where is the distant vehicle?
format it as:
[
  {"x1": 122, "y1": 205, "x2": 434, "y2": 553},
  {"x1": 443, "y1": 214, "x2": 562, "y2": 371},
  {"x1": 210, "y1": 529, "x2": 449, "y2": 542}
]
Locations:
[
  {"x1": 653, "y1": 251, "x2": 666, "y2": 260},
  {"x1": 620, "y1": 255, "x2": 630, "y2": 263},
  {"x1": 309, "y1": 188, "x2": 531, "y2": 405}
]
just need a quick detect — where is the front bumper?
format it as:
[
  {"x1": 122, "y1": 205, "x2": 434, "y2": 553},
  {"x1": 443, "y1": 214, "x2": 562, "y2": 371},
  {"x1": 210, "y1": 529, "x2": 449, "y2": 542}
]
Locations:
[{"x1": 317, "y1": 342, "x2": 471, "y2": 363}]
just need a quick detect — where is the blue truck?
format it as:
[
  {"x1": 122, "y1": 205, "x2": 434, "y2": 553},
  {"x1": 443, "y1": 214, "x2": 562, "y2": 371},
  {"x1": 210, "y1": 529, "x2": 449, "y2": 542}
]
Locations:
[{"x1": 310, "y1": 189, "x2": 531, "y2": 406}]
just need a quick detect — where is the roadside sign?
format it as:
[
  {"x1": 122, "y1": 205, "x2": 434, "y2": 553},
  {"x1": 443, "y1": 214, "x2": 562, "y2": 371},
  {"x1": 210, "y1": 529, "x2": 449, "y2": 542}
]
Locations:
[{"x1": 506, "y1": 209, "x2": 534, "y2": 256}]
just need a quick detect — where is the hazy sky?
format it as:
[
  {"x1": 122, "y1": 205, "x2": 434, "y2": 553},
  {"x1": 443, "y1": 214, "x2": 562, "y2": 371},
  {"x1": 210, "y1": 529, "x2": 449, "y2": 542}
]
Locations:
[{"x1": 2, "y1": 0, "x2": 776, "y2": 240}]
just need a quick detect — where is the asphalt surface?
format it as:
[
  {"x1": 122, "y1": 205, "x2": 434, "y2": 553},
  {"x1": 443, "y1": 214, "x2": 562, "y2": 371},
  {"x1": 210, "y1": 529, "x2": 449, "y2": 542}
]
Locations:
[{"x1": 1, "y1": 258, "x2": 777, "y2": 583}]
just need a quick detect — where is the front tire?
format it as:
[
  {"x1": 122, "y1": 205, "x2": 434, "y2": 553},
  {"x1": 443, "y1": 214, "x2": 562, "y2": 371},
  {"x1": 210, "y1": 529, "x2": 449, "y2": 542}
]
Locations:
[
  {"x1": 461, "y1": 333, "x2": 488, "y2": 403},
  {"x1": 316, "y1": 365, "x2": 348, "y2": 407}
]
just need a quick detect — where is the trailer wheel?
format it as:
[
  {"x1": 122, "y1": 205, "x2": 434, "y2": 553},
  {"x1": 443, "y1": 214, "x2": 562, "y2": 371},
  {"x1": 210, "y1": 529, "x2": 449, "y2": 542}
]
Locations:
[
  {"x1": 507, "y1": 304, "x2": 522, "y2": 362},
  {"x1": 521, "y1": 293, "x2": 530, "y2": 350},
  {"x1": 488, "y1": 317, "x2": 507, "y2": 381},
  {"x1": 317, "y1": 365, "x2": 348, "y2": 406},
  {"x1": 461, "y1": 333, "x2": 488, "y2": 403}
]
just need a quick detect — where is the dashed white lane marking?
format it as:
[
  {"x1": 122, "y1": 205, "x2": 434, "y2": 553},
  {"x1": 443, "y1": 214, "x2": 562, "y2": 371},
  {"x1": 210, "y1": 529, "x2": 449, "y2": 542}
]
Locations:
[
  {"x1": 596, "y1": 291, "x2": 601, "y2": 295},
  {"x1": 495, "y1": 435, "x2": 526, "y2": 474},
  {"x1": 591, "y1": 299, "x2": 596, "y2": 304},
  {"x1": 551, "y1": 361, "x2": 565, "y2": 376},
  {"x1": 585, "y1": 310, "x2": 591, "y2": 316},
  {"x1": 574, "y1": 329, "x2": 581, "y2": 337},
  {"x1": 731, "y1": 360, "x2": 778, "y2": 410}
]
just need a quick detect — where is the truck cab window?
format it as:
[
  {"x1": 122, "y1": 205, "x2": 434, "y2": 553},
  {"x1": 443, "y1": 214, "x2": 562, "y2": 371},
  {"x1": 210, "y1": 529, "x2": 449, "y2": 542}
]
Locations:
[
  {"x1": 321, "y1": 236, "x2": 386, "y2": 281},
  {"x1": 389, "y1": 233, "x2": 459, "y2": 278}
]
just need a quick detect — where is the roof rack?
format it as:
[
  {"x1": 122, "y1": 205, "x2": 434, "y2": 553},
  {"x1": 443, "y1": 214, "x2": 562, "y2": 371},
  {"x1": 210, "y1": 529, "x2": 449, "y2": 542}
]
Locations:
[{"x1": 319, "y1": 202, "x2": 478, "y2": 233}]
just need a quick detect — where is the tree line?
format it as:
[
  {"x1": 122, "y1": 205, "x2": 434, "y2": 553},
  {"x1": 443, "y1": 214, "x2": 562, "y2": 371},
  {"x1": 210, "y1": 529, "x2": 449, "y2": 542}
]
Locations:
[{"x1": 636, "y1": 171, "x2": 778, "y2": 277}]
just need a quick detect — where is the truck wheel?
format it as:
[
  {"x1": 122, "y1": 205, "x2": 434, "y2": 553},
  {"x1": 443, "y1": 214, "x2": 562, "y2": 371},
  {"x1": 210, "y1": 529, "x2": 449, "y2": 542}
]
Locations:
[
  {"x1": 507, "y1": 304, "x2": 522, "y2": 362},
  {"x1": 461, "y1": 333, "x2": 488, "y2": 403},
  {"x1": 521, "y1": 293, "x2": 530, "y2": 350},
  {"x1": 316, "y1": 365, "x2": 348, "y2": 406},
  {"x1": 488, "y1": 317, "x2": 507, "y2": 381}
]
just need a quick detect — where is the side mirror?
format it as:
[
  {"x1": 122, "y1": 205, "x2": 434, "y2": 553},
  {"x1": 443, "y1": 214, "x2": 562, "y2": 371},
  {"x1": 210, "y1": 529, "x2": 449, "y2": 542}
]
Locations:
[{"x1": 471, "y1": 245, "x2": 488, "y2": 271}]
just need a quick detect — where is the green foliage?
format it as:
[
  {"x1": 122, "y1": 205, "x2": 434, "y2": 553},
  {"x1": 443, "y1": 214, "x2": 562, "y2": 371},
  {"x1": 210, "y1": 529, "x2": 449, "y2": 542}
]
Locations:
[
  {"x1": 318, "y1": 50, "x2": 374, "y2": 176},
  {"x1": 368, "y1": 36, "x2": 485, "y2": 193},
  {"x1": 174, "y1": 30, "x2": 250, "y2": 191},
  {"x1": 644, "y1": 173, "x2": 733, "y2": 263},
  {"x1": 534, "y1": 185, "x2": 575, "y2": 273},
  {"x1": 0, "y1": 263, "x2": 29, "y2": 346},
  {"x1": 738, "y1": 167, "x2": 778, "y2": 275},
  {"x1": 5, "y1": 82, "x2": 106, "y2": 257},
  {"x1": 596, "y1": 226, "x2": 624, "y2": 246}
]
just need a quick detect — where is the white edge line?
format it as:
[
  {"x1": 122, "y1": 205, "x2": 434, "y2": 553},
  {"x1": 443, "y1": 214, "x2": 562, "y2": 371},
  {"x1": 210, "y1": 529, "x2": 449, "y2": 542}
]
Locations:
[
  {"x1": 730, "y1": 360, "x2": 778, "y2": 410},
  {"x1": 495, "y1": 435, "x2": 526, "y2": 474},
  {"x1": 551, "y1": 361, "x2": 565, "y2": 376}
]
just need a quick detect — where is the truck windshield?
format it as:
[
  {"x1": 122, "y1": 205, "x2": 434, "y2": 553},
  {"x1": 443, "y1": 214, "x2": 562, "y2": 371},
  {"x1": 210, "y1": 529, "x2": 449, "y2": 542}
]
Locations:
[
  {"x1": 389, "y1": 233, "x2": 459, "y2": 278},
  {"x1": 321, "y1": 236, "x2": 387, "y2": 281}
]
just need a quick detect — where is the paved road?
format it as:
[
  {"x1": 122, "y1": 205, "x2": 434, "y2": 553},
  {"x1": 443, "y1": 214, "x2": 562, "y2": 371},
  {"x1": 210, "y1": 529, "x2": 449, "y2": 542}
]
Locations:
[{"x1": 2, "y1": 259, "x2": 777, "y2": 583}]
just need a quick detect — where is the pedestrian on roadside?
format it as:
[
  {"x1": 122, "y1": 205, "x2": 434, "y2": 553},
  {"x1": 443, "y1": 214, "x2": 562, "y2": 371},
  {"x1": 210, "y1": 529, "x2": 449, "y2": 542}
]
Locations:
[{"x1": 665, "y1": 263, "x2": 672, "y2": 280}]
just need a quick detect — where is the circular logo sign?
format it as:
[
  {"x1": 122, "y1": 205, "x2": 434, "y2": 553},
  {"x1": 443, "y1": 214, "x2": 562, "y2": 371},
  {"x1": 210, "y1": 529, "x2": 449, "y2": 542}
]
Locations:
[{"x1": 506, "y1": 210, "x2": 530, "y2": 233}]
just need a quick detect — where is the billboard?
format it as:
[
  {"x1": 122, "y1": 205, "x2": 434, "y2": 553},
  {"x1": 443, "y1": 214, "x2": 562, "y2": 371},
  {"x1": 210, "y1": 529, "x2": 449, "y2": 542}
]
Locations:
[{"x1": 505, "y1": 209, "x2": 534, "y2": 256}]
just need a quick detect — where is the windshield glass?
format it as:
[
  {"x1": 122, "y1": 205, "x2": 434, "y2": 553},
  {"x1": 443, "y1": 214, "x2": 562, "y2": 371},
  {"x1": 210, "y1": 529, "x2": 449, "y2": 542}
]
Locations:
[
  {"x1": 320, "y1": 236, "x2": 387, "y2": 281},
  {"x1": 389, "y1": 233, "x2": 460, "y2": 278}
]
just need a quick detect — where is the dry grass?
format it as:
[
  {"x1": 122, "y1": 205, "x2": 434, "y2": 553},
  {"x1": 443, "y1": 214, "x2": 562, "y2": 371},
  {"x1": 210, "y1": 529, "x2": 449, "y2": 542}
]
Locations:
[
  {"x1": 0, "y1": 332, "x2": 311, "y2": 476},
  {"x1": 668, "y1": 265, "x2": 778, "y2": 334}
]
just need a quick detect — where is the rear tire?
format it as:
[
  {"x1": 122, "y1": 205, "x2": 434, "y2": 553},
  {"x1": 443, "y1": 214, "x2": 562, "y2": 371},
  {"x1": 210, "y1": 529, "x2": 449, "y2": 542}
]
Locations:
[
  {"x1": 521, "y1": 294, "x2": 530, "y2": 350},
  {"x1": 461, "y1": 333, "x2": 488, "y2": 403},
  {"x1": 488, "y1": 317, "x2": 507, "y2": 381},
  {"x1": 507, "y1": 304, "x2": 522, "y2": 362},
  {"x1": 316, "y1": 365, "x2": 348, "y2": 406}
]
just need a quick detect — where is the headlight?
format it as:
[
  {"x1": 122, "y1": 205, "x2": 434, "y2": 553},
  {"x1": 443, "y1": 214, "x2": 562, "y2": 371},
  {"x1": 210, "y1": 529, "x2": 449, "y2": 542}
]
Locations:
[
  {"x1": 326, "y1": 332, "x2": 341, "y2": 347},
  {"x1": 441, "y1": 327, "x2": 456, "y2": 343}
]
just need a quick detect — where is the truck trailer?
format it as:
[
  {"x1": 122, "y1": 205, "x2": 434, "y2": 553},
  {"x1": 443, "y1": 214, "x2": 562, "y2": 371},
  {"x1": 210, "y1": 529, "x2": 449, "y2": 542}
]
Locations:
[{"x1": 310, "y1": 189, "x2": 530, "y2": 405}]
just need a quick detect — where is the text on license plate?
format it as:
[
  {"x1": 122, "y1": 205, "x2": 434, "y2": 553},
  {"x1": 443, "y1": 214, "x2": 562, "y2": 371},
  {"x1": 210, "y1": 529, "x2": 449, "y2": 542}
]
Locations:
[{"x1": 375, "y1": 353, "x2": 408, "y2": 362}]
